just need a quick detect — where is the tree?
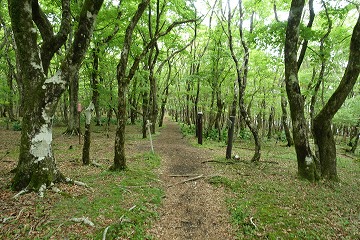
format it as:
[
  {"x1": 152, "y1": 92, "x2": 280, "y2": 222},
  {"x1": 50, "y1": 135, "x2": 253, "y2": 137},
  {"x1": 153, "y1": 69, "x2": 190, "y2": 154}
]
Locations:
[
  {"x1": 284, "y1": 0, "x2": 319, "y2": 181},
  {"x1": 285, "y1": 0, "x2": 360, "y2": 181},
  {"x1": 112, "y1": 0, "x2": 196, "y2": 170},
  {"x1": 225, "y1": 0, "x2": 261, "y2": 162},
  {"x1": 9, "y1": 0, "x2": 104, "y2": 192},
  {"x1": 312, "y1": 13, "x2": 360, "y2": 181}
]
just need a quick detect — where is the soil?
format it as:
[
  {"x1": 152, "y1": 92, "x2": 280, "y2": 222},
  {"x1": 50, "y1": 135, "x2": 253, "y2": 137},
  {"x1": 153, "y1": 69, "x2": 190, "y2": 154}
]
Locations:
[{"x1": 148, "y1": 118, "x2": 234, "y2": 239}]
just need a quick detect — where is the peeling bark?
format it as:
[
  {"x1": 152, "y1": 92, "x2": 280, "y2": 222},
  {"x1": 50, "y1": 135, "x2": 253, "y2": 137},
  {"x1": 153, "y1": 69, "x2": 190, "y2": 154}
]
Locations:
[{"x1": 9, "y1": 0, "x2": 104, "y2": 191}]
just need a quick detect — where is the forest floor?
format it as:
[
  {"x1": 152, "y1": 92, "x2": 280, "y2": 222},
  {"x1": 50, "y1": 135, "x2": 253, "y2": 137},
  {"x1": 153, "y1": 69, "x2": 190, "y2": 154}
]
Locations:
[{"x1": 0, "y1": 116, "x2": 359, "y2": 239}]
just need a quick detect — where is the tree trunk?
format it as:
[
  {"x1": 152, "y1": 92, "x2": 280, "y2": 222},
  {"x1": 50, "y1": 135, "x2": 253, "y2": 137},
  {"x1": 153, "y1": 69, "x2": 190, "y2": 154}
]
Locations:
[
  {"x1": 267, "y1": 106, "x2": 275, "y2": 139},
  {"x1": 65, "y1": 73, "x2": 80, "y2": 135},
  {"x1": 91, "y1": 45, "x2": 101, "y2": 126},
  {"x1": 9, "y1": 0, "x2": 104, "y2": 191},
  {"x1": 149, "y1": 72, "x2": 158, "y2": 134},
  {"x1": 5, "y1": 57, "x2": 16, "y2": 121},
  {"x1": 82, "y1": 102, "x2": 94, "y2": 165},
  {"x1": 281, "y1": 86, "x2": 293, "y2": 147},
  {"x1": 112, "y1": 82, "x2": 127, "y2": 170},
  {"x1": 112, "y1": 0, "x2": 150, "y2": 171},
  {"x1": 142, "y1": 89, "x2": 149, "y2": 139},
  {"x1": 62, "y1": 91, "x2": 69, "y2": 124},
  {"x1": 159, "y1": 62, "x2": 171, "y2": 127},
  {"x1": 285, "y1": 0, "x2": 318, "y2": 181},
  {"x1": 312, "y1": 14, "x2": 360, "y2": 181}
]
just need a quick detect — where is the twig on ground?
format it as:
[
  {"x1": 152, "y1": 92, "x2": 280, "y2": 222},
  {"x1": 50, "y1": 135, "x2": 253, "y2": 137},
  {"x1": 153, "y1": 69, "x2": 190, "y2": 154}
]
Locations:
[
  {"x1": 201, "y1": 160, "x2": 236, "y2": 164},
  {"x1": 102, "y1": 226, "x2": 110, "y2": 240},
  {"x1": 0, "y1": 151, "x2": 10, "y2": 161},
  {"x1": 66, "y1": 177, "x2": 89, "y2": 187},
  {"x1": 260, "y1": 161, "x2": 279, "y2": 164},
  {"x1": 168, "y1": 174, "x2": 204, "y2": 187},
  {"x1": 102, "y1": 204, "x2": 136, "y2": 238},
  {"x1": 169, "y1": 174, "x2": 200, "y2": 177},
  {"x1": 70, "y1": 216, "x2": 95, "y2": 227},
  {"x1": 13, "y1": 188, "x2": 29, "y2": 199},
  {"x1": 128, "y1": 205, "x2": 136, "y2": 211},
  {"x1": 91, "y1": 161, "x2": 102, "y2": 167},
  {"x1": 250, "y1": 217, "x2": 257, "y2": 229}
]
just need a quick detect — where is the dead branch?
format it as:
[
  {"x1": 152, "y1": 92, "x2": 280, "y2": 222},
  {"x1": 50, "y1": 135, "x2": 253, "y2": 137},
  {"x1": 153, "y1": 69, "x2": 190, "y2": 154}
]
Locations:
[
  {"x1": 102, "y1": 226, "x2": 110, "y2": 240},
  {"x1": 102, "y1": 204, "x2": 136, "y2": 238},
  {"x1": 169, "y1": 174, "x2": 201, "y2": 177},
  {"x1": 250, "y1": 217, "x2": 257, "y2": 229},
  {"x1": 91, "y1": 161, "x2": 102, "y2": 167},
  {"x1": 65, "y1": 177, "x2": 88, "y2": 187},
  {"x1": 70, "y1": 216, "x2": 95, "y2": 227},
  {"x1": 201, "y1": 160, "x2": 236, "y2": 164},
  {"x1": 13, "y1": 188, "x2": 29, "y2": 199},
  {"x1": 0, "y1": 150, "x2": 10, "y2": 161},
  {"x1": 168, "y1": 174, "x2": 204, "y2": 187}
]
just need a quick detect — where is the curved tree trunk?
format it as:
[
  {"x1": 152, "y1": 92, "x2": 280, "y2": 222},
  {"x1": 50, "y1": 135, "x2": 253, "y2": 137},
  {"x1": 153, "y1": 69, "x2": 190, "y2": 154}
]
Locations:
[{"x1": 313, "y1": 14, "x2": 360, "y2": 181}]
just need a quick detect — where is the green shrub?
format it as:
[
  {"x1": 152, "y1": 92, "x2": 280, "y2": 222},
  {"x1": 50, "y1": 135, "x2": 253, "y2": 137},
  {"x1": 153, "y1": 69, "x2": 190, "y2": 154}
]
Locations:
[{"x1": 12, "y1": 121, "x2": 22, "y2": 131}]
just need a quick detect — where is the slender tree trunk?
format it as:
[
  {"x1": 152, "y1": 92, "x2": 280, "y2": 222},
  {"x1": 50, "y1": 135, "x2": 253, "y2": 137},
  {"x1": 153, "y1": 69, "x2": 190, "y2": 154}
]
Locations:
[
  {"x1": 62, "y1": 91, "x2": 69, "y2": 124},
  {"x1": 5, "y1": 58, "x2": 16, "y2": 121},
  {"x1": 281, "y1": 88, "x2": 293, "y2": 147},
  {"x1": 112, "y1": 0, "x2": 150, "y2": 171},
  {"x1": 65, "y1": 73, "x2": 80, "y2": 135},
  {"x1": 267, "y1": 106, "x2": 275, "y2": 139},
  {"x1": 149, "y1": 73, "x2": 158, "y2": 134},
  {"x1": 91, "y1": 45, "x2": 101, "y2": 126},
  {"x1": 82, "y1": 102, "x2": 94, "y2": 165},
  {"x1": 350, "y1": 129, "x2": 359, "y2": 154},
  {"x1": 142, "y1": 89, "x2": 149, "y2": 139},
  {"x1": 159, "y1": 62, "x2": 171, "y2": 127},
  {"x1": 113, "y1": 82, "x2": 127, "y2": 170}
]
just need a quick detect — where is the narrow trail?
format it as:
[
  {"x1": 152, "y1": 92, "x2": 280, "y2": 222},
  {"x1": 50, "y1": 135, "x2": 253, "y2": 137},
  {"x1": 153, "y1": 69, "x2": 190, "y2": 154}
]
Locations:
[{"x1": 148, "y1": 118, "x2": 234, "y2": 239}]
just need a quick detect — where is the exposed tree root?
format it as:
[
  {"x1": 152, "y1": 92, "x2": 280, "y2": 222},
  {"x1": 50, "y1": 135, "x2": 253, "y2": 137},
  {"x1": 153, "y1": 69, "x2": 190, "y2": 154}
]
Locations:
[
  {"x1": 169, "y1": 174, "x2": 200, "y2": 177},
  {"x1": 12, "y1": 175, "x2": 89, "y2": 199}
]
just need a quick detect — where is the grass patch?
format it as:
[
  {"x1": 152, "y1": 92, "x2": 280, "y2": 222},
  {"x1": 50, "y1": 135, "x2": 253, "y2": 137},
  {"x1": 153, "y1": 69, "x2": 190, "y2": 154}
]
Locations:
[
  {"x1": 206, "y1": 140, "x2": 360, "y2": 239},
  {"x1": 33, "y1": 153, "x2": 163, "y2": 239}
]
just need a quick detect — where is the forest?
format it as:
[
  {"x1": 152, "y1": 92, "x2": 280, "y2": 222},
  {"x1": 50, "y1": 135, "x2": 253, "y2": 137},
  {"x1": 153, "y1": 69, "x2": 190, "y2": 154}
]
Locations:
[{"x1": 0, "y1": 0, "x2": 359, "y2": 239}]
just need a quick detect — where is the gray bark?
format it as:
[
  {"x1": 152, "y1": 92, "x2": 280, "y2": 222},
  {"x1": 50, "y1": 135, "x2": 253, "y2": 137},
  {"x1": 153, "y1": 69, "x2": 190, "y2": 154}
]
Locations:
[{"x1": 9, "y1": 0, "x2": 103, "y2": 191}]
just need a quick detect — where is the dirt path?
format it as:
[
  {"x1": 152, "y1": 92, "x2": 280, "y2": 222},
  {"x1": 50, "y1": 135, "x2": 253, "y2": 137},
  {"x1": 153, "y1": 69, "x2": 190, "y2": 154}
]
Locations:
[{"x1": 148, "y1": 118, "x2": 234, "y2": 239}]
